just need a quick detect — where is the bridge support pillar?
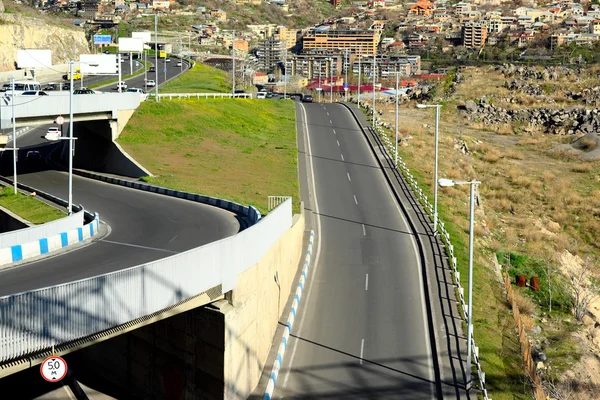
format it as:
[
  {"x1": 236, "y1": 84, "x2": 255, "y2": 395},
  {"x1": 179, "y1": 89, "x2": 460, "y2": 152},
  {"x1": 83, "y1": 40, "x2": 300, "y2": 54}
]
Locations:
[{"x1": 109, "y1": 119, "x2": 119, "y2": 141}]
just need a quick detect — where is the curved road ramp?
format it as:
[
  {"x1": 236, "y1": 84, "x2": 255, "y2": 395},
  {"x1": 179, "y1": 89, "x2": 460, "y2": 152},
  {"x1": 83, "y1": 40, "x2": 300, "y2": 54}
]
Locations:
[
  {"x1": 0, "y1": 178, "x2": 100, "y2": 267},
  {"x1": 0, "y1": 196, "x2": 306, "y2": 400}
]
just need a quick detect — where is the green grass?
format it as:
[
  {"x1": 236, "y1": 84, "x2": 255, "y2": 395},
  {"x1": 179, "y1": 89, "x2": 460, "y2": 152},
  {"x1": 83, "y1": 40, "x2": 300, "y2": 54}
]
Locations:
[
  {"x1": 0, "y1": 187, "x2": 65, "y2": 224},
  {"x1": 158, "y1": 63, "x2": 231, "y2": 94},
  {"x1": 372, "y1": 117, "x2": 531, "y2": 399},
  {"x1": 117, "y1": 98, "x2": 299, "y2": 215}
]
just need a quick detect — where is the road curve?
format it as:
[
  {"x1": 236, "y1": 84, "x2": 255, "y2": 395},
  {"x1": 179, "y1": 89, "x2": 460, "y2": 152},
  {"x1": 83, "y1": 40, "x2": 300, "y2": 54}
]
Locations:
[
  {"x1": 275, "y1": 102, "x2": 436, "y2": 398},
  {"x1": 0, "y1": 58, "x2": 240, "y2": 297}
]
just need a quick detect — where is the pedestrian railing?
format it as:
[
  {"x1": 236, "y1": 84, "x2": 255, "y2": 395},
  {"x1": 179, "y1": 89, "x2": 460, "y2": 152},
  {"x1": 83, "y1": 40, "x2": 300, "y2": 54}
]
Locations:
[
  {"x1": 268, "y1": 196, "x2": 292, "y2": 212},
  {"x1": 148, "y1": 93, "x2": 253, "y2": 100}
]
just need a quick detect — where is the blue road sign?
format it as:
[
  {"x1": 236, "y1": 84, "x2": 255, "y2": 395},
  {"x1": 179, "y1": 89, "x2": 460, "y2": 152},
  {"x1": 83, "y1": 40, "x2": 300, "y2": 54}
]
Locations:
[
  {"x1": 163, "y1": 68, "x2": 167, "y2": 73},
  {"x1": 93, "y1": 35, "x2": 111, "y2": 45},
  {"x1": 344, "y1": 83, "x2": 349, "y2": 88}
]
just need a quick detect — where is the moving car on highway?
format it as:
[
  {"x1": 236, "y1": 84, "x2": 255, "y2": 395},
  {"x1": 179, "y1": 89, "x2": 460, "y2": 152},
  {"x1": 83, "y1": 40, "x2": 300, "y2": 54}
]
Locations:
[
  {"x1": 146, "y1": 80, "x2": 156, "y2": 87},
  {"x1": 21, "y1": 91, "x2": 48, "y2": 96},
  {"x1": 125, "y1": 88, "x2": 148, "y2": 101},
  {"x1": 302, "y1": 94, "x2": 314, "y2": 103},
  {"x1": 117, "y1": 81, "x2": 128, "y2": 90},
  {"x1": 149, "y1": 66, "x2": 156, "y2": 72},
  {"x1": 73, "y1": 88, "x2": 96, "y2": 95}
]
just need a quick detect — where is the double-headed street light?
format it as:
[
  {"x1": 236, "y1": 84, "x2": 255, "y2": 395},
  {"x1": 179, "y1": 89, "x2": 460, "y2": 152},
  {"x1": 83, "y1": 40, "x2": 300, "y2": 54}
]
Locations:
[
  {"x1": 438, "y1": 178, "x2": 481, "y2": 391},
  {"x1": 417, "y1": 103, "x2": 442, "y2": 234}
]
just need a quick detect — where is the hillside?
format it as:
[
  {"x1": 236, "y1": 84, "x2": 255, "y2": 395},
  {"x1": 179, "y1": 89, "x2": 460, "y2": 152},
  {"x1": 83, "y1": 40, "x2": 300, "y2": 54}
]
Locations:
[
  {"x1": 0, "y1": 3, "x2": 89, "y2": 72},
  {"x1": 371, "y1": 65, "x2": 600, "y2": 399}
]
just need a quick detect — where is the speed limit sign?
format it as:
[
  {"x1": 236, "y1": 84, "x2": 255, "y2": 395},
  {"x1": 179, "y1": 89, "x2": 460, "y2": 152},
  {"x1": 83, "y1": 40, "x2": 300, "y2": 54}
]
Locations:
[
  {"x1": 40, "y1": 356, "x2": 68, "y2": 382},
  {"x1": 55, "y1": 116, "x2": 64, "y2": 125}
]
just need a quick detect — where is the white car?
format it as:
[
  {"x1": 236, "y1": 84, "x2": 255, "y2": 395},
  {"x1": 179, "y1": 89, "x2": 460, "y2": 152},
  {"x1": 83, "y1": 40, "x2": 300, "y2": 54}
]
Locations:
[
  {"x1": 45, "y1": 126, "x2": 61, "y2": 141},
  {"x1": 176, "y1": 61, "x2": 182, "y2": 67},
  {"x1": 117, "y1": 81, "x2": 128, "y2": 90},
  {"x1": 126, "y1": 87, "x2": 149, "y2": 101},
  {"x1": 146, "y1": 80, "x2": 156, "y2": 87},
  {"x1": 256, "y1": 92, "x2": 267, "y2": 99}
]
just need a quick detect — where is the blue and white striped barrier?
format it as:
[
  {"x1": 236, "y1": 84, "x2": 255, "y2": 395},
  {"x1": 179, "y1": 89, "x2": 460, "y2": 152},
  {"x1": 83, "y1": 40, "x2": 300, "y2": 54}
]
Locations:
[
  {"x1": 73, "y1": 170, "x2": 262, "y2": 224},
  {"x1": 264, "y1": 230, "x2": 315, "y2": 400},
  {"x1": 0, "y1": 212, "x2": 100, "y2": 266}
]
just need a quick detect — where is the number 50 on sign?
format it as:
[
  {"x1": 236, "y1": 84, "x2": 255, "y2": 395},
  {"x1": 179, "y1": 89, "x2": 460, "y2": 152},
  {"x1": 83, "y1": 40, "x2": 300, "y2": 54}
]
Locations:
[{"x1": 40, "y1": 356, "x2": 68, "y2": 382}]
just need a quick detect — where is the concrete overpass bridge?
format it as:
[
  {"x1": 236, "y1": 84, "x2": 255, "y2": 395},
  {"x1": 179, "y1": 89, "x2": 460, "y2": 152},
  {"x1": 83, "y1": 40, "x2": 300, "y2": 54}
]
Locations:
[{"x1": 0, "y1": 92, "x2": 141, "y2": 141}]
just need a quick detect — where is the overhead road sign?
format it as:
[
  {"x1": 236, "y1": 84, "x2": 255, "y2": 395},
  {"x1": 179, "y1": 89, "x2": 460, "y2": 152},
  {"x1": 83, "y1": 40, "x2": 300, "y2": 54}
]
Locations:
[
  {"x1": 93, "y1": 35, "x2": 111, "y2": 45},
  {"x1": 40, "y1": 356, "x2": 68, "y2": 382}
]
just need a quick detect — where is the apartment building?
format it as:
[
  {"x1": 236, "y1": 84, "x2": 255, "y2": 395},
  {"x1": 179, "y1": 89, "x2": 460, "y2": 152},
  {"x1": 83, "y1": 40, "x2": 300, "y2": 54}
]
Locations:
[
  {"x1": 301, "y1": 29, "x2": 382, "y2": 55},
  {"x1": 255, "y1": 36, "x2": 285, "y2": 72},
  {"x1": 286, "y1": 55, "x2": 342, "y2": 79},
  {"x1": 276, "y1": 26, "x2": 302, "y2": 50},
  {"x1": 591, "y1": 20, "x2": 600, "y2": 35},
  {"x1": 462, "y1": 22, "x2": 487, "y2": 48},
  {"x1": 351, "y1": 55, "x2": 420, "y2": 77}
]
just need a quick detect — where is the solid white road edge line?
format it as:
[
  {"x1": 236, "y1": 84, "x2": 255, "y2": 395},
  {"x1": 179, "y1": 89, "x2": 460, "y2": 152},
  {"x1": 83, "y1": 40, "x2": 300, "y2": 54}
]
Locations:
[{"x1": 280, "y1": 103, "x2": 324, "y2": 390}]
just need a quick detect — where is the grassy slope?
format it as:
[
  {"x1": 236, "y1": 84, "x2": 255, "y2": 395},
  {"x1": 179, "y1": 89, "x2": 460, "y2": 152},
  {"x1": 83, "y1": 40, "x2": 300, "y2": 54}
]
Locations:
[
  {"x1": 0, "y1": 187, "x2": 64, "y2": 224},
  {"x1": 159, "y1": 63, "x2": 230, "y2": 93},
  {"x1": 117, "y1": 99, "x2": 299, "y2": 215}
]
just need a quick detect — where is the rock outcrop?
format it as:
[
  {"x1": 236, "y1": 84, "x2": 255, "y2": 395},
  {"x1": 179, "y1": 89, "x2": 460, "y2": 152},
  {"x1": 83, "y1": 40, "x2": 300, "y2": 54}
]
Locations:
[
  {"x1": 0, "y1": 14, "x2": 89, "y2": 72},
  {"x1": 0, "y1": 0, "x2": 5, "y2": 13},
  {"x1": 462, "y1": 96, "x2": 600, "y2": 136}
]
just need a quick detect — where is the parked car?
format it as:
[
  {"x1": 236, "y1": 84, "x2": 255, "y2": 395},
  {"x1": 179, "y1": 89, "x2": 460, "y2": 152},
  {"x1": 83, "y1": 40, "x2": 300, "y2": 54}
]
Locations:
[
  {"x1": 62, "y1": 83, "x2": 71, "y2": 90},
  {"x1": 256, "y1": 92, "x2": 267, "y2": 99},
  {"x1": 73, "y1": 89, "x2": 96, "y2": 94},
  {"x1": 45, "y1": 127, "x2": 61, "y2": 141},
  {"x1": 117, "y1": 81, "x2": 128, "y2": 90},
  {"x1": 21, "y1": 91, "x2": 48, "y2": 96},
  {"x1": 43, "y1": 83, "x2": 60, "y2": 91},
  {"x1": 301, "y1": 94, "x2": 313, "y2": 103},
  {"x1": 146, "y1": 80, "x2": 156, "y2": 87},
  {"x1": 266, "y1": 92, "x2": 275, "y2": 99},
  {"x1": 149, "y1": 66, "x2": 156, "y2": 72}
]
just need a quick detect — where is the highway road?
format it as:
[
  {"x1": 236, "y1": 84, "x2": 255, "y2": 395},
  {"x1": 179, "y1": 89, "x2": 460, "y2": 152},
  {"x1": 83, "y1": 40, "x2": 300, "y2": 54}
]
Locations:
[
  {"x1": 274, "y1": 102, "x2": 436, "y2": 398},
  {"x1": 0, "y1": 57, "x2": 238, "y2": 297}
]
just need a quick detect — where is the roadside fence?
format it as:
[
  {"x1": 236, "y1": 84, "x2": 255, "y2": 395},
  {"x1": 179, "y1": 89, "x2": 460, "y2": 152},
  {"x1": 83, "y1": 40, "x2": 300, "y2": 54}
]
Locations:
[
  {"x1": 356, "y1": 101, "x2": 491, "y2": 399},
  {"x1": 504, "y1": 272, "x2": 546, "y2": 400},
  {"x1": 268, "y1": 196, "x2": 292, "y2": 212},
  {"x1": 148, "y1": 93, "x2": 253, "y2": 100}
]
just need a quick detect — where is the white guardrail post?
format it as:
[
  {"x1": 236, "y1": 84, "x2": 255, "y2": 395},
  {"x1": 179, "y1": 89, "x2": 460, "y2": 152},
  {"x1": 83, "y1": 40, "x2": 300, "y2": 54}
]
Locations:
[{"x1": 358, "y1": 104, "x2": 490, "y2": 399}]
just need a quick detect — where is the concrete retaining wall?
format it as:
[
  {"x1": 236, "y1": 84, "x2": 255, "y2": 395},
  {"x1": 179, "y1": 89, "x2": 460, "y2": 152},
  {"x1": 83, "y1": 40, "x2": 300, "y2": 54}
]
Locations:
[
  {"x1": 0, "y1": 206, "x2": 30, "y2": 234},
  {"x1": 222, "y1": 211, "x2": 305, "y2": 399}
]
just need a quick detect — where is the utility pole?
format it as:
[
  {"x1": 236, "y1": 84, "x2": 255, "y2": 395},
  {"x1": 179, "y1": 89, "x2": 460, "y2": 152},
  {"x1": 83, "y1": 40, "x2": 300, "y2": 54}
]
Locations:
[
  {"x1": 318, "y1": 60, "x2": 322, "y2": 103},
  {"x1": 232, "y1": 30, "x2": 236, "y2": 95},
  {"x1": 372, "y1": 53, "x2": 376, "y2": 127},
  {"x1": 330, "y1": 58, "x2": 333, "y2": 103},
  {"x1": 283, "y1": 43, "x2": 287, "y2": 99},
  {"x1": 154, "y1": 14, "x2": 159, "y2": 102},
  {"x1": 358, "y1": 51, "x2": 361, "y2": 105},
  {"x1": 10, "y1": 77, "x2": 17, "y2": 194},
  {"x1": 345, "y1": 49, "x2": 349, "y2": 102},
  {"x1": 395, "y1": 67, "x2": 399, "y2": 166}
]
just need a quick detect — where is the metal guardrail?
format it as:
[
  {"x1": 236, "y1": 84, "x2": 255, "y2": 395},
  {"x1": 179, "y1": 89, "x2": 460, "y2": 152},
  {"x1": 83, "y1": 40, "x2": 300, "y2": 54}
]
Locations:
[
  {"x1": 149, "y1": 92, "x2": 253, "y2": 100},
  {"x1": 268, "y1": 196, "x2": 292, "y2": 212},
  {"x1": 0, "y1": 198, "x2": 292, "y2": 364},
  {"x1": 366, "y1": 114, "x2": 490, "y2": 400}
]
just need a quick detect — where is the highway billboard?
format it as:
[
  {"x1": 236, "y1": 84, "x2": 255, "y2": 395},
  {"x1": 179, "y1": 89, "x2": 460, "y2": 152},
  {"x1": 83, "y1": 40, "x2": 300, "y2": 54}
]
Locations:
[
  {"x1": 17, "y1": 49, "x2": 52, "y2": 69},
  {"x1": 118, "y1": 38, "x2": 143, "y2": 52},
  {"x1": 132, "y1": 31, "x2": 152, "y2": 43},
  {"x1": 80, "y1": 54, "x2": 117, "y2": 74}
]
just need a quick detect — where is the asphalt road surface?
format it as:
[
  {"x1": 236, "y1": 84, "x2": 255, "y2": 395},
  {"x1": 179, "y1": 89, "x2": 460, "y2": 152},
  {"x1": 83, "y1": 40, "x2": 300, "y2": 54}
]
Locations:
[
  {"x1": 0, "y1": 57, "x2": 238, "y2": 297},
  {"x1": 273, "y1": 102, "x2": 436, "y2": 399}
]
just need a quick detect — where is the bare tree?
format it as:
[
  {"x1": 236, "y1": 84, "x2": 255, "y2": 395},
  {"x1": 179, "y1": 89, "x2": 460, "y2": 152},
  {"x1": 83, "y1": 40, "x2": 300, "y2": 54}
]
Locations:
[
  {"x1": 569, "y1": 257, "x2": 600, "y2": 321},
  {"x1": 544, "y1": 376, "x2": 574, "y2": 400}
]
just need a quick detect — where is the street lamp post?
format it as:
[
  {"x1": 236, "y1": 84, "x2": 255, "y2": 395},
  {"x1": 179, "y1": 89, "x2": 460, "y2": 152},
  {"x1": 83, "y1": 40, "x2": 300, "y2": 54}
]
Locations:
[
  {"x1": 345, "y1": 49, "x2": 349, "y2": 102},
  {"x1": 357, "y1": 52, "x2": 361, "y2": 105},
  {"x1": 318, "y1": 60, "x2": 322, "y2": 103},
  {"x1": 154, "y1": 14, "x2": 159, "y2": 102},
  {"x1": 231, "y1": 30, "x2": 236, "y2": 95},
  {"x1": 283, "y1": 46, "x2": 287, "y2": 99},
  {"x1": 372, "y1": 54, "x2": 376, "y2": 127},
  {"x1": 10, "y1": 77, "x2": 17, "y2": 194},
  {"x1": 68, "y1": 61, "x2": 75, "y2": 214},
  {"x1": 395, "y1": 68, "x2": 399, "y2": 166},
  {"x1": 438, "y1": 178, "x2": 481, "y2": 391},
  {"x1": 417, "y1": 103, "x2": 442, "y2": 233},
  {"x1": 330, "y1": 58, "x2": 333, "y2": 103}
]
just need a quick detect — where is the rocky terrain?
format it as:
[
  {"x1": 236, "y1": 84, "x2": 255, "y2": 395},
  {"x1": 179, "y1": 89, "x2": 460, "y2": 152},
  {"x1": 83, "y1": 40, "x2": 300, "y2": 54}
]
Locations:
[{"x1": 0, "y1": 12, "x2": 89, "y2": 72}]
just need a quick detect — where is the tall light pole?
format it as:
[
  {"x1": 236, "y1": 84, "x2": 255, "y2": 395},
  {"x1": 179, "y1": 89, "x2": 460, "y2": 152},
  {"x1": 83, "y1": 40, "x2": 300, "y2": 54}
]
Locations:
[
  {"x1": 283, "y1": 44, "x2": 287, "y2": 99},
  {"x1": 154, "y1": 14, "x2": 159, "y2": 102},
  {"x1": 231, "y1": 30, "x2": 236, "y2": 95},
  {"x1": 417, "y1": 103, "x2": 442, "y2": 233},
  {"x1": 372, "y1": 53, "x2": 376, "y2": 127},
  {"x1": 68, "y1": 61, "x2": 75, "y2": 214},
  {"x1": 394, "y1": 67, "x2": 399, "y2": 166},
  {"x1": 357, "y1": 52, "x2": 361, "y2": 105},
  {"x1": 318, "y1": 60, "x2": 322, "y2": 103},
  {"x1": 345, "y1": 49, "x2": 349, "y2": 102},
  {"x1": 330, "y1": 58, "x2": 333, "y2": 103},
  {"x1": 10, "y1": 77, "x2": 17, "y2": 194},
  {"x1": 438, "y1": 178, "x2": 481, "y2": 391}
]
